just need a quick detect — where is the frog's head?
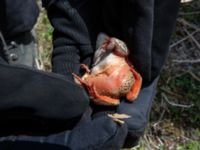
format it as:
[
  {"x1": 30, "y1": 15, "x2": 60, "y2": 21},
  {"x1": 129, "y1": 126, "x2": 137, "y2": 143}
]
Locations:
[
  {"x1": 93, "y1": 37, "x2": 129, "y2": 66},
  {"x1": 110, "y1": 38, "x2": 129, "y2": 57}
]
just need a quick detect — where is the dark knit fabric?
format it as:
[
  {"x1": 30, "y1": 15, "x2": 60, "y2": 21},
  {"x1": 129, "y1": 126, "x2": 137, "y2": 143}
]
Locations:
[{"x1": 43, "y1": 0, "x2": 94, "y2": 77}]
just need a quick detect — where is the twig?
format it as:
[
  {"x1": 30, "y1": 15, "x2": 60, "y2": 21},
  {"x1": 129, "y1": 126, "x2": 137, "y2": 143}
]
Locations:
[
  {"x1": 156, "y1": 136, "x2": 164, "y2": 147},
  {"x1": 143, "y1": 135, "x2": 153, "y2": 150},
  {"x1": 160, "y1": 87, "x2": 183, "y2": 99},
  {"x1": 158, "y1": 97, "x2": 166, "y2": 122},
  {"x1": 146, "y1": 135, "x2": 160, "y2": 150},
  {"x1": 178, "y1": 18, "x2": 199, "y2": 30},
  {"x1": 181, "y1": 0, "x2": 193, "y2": 3},
  {"x1": 181, "y1": 135, "x2": 194, "y2": 142},
  {"x1": 161, "y1": 93, "x2": 194, "y2": 108},
  {"x1": 152, "y1": 121, "x2": 162, "y2": 129},
  {"x1": 170, "y1": 30, "x2": 199, "y2": 48},
  {"x1": 179, "y1": 11, "x2": 200, "y2": 15},
  {"x1": 158, "y1": 108, "x2": 166, "y2": 123},
  {"x1": 188, "y1": 71, "x2": 200, "y2": 82},
  {"x1": 184, "y1": 28, "x2": 200, "y2": 50},
  {"x1": 173, "y1": 59, "x2": 200, "y2": 63},
  {"x1": 168, "y1": 72, "x2": 188, "y2": 81},
  {"x1": 131, "y1": 145, "x2": 140, "y2": 150}
]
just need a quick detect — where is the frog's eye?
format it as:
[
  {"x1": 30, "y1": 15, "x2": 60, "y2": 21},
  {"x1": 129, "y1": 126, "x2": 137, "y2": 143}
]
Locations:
[{"x1": 112, "y1": 38, "x2": 129, "y2": 57}]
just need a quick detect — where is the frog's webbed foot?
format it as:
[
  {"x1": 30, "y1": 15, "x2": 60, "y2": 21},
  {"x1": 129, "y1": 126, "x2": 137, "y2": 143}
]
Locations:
[
  {"x1": 108, "y1": 113, "x2": 131, "y2": 124},
  {"x1": 72, "y1": 73, "x2": 86, "y2": 86}
]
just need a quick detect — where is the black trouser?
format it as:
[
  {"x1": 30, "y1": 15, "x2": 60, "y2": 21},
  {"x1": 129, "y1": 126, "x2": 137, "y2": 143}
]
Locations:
[{"x1": 0, "y1": 0, "x2": 39, "y2": 39}]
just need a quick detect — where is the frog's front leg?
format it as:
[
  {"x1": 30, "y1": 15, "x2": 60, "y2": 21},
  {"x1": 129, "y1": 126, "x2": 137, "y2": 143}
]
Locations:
[
  {"x1": 80, "y1": 64, "x2": 90, "y2": 73},
  {"x1": 72, "y1": 64, "x2": 91, "y2": 85},
  {"x1": 72, "y1": 73, "x2": 87, "y2": 86}
]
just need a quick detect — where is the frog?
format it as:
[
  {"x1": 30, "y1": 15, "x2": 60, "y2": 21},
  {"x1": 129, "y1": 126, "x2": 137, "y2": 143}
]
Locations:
[{"x1": 72, "y1": 37, "x2": 142, "y2": 106}]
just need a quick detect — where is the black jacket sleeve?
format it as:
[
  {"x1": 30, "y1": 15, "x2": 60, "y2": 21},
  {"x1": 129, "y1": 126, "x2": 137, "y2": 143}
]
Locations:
[{"x1": 42, "y1": 0, "x2": 94, "y2": 77}]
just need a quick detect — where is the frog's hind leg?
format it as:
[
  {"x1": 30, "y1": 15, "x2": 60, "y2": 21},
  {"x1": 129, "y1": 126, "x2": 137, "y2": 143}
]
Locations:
[
  {"x1": 90, "y1": 84, "x2": 120, "y2": 106},
  {"x1": 126, "y1": 67, "x2": 142, "y2": 101}
]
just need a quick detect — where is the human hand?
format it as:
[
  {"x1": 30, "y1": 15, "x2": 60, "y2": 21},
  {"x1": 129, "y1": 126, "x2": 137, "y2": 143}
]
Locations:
[{"x1": 67, "y1": 107, "x2": 128, "y2": 150}]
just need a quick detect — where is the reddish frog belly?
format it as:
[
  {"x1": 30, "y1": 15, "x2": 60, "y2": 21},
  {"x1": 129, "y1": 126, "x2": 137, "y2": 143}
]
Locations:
[{"x1": 88, "y1": 65, "x2": 134, "y2": 98}]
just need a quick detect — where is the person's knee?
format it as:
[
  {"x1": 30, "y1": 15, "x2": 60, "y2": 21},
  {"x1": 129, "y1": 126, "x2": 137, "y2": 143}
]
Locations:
[
  {"x1": 126, "y1": 108, "x2": 148, "y2": 135},
  {"x1": 123, "y1": 111, "x2": 148, "y2": 148}
]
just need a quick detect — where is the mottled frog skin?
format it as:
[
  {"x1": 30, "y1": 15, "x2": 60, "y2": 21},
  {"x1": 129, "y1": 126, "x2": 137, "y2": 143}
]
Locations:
[{"x1": 73, "y1": 37, "x2": 142, "y2": 105}]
